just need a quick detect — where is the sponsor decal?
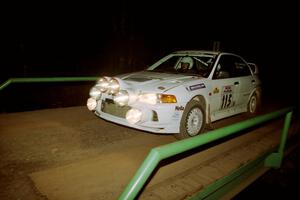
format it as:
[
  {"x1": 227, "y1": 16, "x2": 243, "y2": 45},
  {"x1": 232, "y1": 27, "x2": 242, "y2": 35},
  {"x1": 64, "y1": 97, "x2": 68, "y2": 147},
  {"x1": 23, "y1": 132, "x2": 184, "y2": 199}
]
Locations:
[
  {"x1": 213, "y1": 87, "x2": 220, "y2": 94},
  {"x1": 175, "y1": 106, "x2": 185, "y2": 111},
  {"x1": 223, "y1": 85, "x2": 232, "y2": 93},
  {"x1": 189, "y1": 83, "x2": 206, "y2": 91},
  {"x1": 220, "y1": 85, "x2": 234, "y2": 109}
]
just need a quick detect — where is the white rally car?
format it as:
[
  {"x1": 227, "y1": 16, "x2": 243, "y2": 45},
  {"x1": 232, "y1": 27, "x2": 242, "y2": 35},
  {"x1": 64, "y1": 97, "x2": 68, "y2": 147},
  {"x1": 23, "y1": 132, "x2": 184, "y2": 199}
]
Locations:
[{"x1": 87, "y1": 50, "x2": 261, "y2": 139}]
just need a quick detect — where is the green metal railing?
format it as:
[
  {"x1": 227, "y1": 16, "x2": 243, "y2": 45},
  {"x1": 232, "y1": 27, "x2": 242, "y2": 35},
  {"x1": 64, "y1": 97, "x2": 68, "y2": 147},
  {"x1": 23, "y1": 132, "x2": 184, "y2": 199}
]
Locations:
[
  {"x1": 119, "y1": 107, "x2": 293, "y2": 200},
  {"x1": 0, "y1": 77, "x2": 98, "y2": 91}
]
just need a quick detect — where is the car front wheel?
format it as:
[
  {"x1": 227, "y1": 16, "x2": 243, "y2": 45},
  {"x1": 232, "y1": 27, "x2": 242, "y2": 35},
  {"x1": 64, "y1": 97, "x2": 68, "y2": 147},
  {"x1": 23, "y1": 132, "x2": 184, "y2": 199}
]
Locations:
[{"x1": 176, "y1": 100, "x2": 206, "y2": 139}]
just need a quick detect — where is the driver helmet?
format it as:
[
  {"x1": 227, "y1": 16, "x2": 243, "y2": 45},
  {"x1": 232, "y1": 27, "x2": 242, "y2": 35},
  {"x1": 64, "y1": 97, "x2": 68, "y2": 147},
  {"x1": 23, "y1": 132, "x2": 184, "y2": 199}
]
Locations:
[{"x1": 180, "y1": 57, "x2": 194, "y2": 69}]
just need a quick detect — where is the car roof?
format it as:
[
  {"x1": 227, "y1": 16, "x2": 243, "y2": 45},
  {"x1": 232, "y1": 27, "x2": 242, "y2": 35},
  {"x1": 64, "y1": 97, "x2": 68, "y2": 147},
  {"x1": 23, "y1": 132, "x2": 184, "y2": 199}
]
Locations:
[{"x1": 172, "y1": 50, "x2": 220, "y2": 56}]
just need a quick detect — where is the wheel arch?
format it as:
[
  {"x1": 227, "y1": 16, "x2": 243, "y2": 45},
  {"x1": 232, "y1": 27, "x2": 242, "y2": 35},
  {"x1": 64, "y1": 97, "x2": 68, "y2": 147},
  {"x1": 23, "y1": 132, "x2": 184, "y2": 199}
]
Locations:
[
  {"x1": 190, "y1": 95, "x2": 210, "y2": 124},
  {"x1": 248, "y1": 86, "x2": 262, "y2": 103},
  {"x1": 247, "y1": 86, "x2": 262, "y2": 114}
]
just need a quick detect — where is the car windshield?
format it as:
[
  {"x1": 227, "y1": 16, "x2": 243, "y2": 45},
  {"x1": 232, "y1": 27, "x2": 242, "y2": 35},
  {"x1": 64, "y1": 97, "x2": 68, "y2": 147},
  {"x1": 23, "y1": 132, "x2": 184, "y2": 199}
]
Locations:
[{"x1": 147, "y1": 55, "x2": 215, "y2": 78}]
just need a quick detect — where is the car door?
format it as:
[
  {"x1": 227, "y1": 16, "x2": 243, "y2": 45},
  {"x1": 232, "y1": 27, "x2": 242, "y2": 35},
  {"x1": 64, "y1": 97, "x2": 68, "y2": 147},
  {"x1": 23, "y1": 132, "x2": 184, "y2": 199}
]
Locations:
[
  {"x1": 234, "y1": 60, "x2": 256, "y2": 108},
  {"x1": 209, "y1": 54, "x2": 241, "y2": 121}
]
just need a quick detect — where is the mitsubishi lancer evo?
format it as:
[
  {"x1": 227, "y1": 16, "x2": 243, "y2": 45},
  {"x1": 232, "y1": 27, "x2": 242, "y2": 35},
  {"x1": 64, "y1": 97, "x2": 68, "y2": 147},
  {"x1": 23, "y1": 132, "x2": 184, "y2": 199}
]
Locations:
[{"x1": 87, "y1": 50, "x2": 261, "y2": 139}]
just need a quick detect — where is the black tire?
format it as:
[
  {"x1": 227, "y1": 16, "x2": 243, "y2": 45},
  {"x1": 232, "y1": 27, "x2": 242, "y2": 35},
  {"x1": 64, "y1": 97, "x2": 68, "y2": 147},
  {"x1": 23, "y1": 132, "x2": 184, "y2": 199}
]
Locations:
[{"x1": 176, "y1": 100, "x2": 206, "y2": 139}]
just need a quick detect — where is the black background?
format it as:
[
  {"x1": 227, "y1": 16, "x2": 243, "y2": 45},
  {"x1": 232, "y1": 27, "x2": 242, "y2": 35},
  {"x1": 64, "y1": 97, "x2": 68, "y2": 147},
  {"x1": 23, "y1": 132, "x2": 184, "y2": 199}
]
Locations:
[{"x1": 1, "y1": 1, "x2": 299, "y2": 110}]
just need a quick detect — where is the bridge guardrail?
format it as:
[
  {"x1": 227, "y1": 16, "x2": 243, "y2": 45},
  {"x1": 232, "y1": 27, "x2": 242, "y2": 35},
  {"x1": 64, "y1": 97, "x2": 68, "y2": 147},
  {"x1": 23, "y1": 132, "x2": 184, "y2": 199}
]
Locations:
[
  {"x1": 119, "y1": 107, "x2": 293, "y2": 200},
  {"x1": 0, "y1": 77, "x2": 98, "y2": 91}
]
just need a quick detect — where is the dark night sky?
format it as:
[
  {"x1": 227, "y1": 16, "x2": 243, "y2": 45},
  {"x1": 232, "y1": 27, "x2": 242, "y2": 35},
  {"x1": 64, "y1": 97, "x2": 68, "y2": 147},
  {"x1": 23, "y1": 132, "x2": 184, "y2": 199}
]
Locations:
[{"x1": 2, "y1": 1, "x2": 299, "y2": 104}]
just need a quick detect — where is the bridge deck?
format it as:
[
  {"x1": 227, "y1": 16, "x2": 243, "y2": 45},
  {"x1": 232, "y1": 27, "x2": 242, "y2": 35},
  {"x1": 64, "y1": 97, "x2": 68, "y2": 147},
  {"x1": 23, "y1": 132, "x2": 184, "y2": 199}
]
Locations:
[{"x1": 0, "y1": 106, "x2": 299, "y2": 200}]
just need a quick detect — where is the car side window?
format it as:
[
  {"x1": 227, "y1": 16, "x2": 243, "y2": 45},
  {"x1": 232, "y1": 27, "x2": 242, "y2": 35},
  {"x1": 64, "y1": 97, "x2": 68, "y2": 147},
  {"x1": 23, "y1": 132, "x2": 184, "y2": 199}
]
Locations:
[
  {"x1": 234, "y1": 59, "x2": 252, "y2": 77},
  {"x1": 213, "y1": 55, "x2": 235, "y2": 79},
  {"x1": 213, "y1": 55, "x2": 251, "y2": 79}
]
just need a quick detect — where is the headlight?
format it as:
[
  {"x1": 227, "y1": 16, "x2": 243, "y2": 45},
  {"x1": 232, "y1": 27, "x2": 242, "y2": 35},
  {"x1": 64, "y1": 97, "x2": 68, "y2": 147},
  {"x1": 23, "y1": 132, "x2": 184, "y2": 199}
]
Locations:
[
  {"x1": 96, "y1": 77, "x2": 110, "y2": 92},
  {"x1": 89, "y1": 87, "x2": 101, "y2": 98},
  {"x1": 114, "y1": 90, "x2": 129, "y2": 106},
  {"x1": 138, "y1": 93, "x2": 177, "y2": 104},
  {"x1": 138, "y1": 93, "x2": 158, "y2": 105},
  {"x1": 107, "y1": 78, "x2": 120, "y2": 95}
]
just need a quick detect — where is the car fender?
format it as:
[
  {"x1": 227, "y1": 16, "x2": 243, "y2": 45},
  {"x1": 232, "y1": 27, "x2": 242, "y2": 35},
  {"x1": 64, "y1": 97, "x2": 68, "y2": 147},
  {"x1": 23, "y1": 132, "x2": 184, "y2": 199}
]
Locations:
[{"x1": 167, "y1": 83, "x2": 210, "y2": 125}]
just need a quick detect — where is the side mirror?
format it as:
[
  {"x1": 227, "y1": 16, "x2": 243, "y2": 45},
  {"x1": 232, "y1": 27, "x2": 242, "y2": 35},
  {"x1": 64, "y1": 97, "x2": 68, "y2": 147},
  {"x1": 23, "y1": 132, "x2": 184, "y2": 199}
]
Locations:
[{"x1": 248, "y1": 63, "x2": 259, "y2": 74}]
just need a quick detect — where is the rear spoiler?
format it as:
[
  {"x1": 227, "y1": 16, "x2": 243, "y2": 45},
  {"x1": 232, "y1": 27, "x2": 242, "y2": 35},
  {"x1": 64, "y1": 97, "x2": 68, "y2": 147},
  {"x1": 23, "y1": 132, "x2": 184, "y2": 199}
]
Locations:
[{"x1": 248, "y1": 63, "x2": 259, "y2": 74}]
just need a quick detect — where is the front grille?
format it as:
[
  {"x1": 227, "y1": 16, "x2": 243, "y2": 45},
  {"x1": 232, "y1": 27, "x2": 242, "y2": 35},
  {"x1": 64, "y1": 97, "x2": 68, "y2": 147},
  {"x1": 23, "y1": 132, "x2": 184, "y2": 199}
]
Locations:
[{"x1": 101, "y1": 99, "x2": 131, "y2": 118}]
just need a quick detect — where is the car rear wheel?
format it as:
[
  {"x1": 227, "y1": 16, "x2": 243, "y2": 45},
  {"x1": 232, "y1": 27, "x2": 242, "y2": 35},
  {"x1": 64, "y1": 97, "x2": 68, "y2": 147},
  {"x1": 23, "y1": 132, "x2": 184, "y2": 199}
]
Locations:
[
  {"x1": 176, "y1": 100, "x2": 206, "y2": 139},
  {"x1": 247, "y1": 93, "x2": 260, "y2": 115}
]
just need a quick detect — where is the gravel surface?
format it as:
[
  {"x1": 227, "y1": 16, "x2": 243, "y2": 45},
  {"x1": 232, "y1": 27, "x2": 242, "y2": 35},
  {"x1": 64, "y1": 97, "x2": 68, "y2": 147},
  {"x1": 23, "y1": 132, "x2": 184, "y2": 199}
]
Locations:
[{"x1": 0, "y1": 101, "x2": 298, "y2": 200}]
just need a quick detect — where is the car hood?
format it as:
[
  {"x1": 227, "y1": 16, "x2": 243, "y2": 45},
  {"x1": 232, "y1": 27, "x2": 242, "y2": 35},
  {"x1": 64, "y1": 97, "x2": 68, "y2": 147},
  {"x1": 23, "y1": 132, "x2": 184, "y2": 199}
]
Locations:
[{"x1": 117, "y1": 71, "x2": 203, "y2": 93}]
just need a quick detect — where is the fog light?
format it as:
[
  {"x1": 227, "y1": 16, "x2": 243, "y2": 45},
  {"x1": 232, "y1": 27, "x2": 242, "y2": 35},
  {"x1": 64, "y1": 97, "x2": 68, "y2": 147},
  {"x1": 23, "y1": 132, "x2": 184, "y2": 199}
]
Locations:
[
  {"x1": 126, "y1": 108, "x2": 142, "y2": 124},
  {"x1": 87, "y1": 98, "x2": 97, "y2": 111}
]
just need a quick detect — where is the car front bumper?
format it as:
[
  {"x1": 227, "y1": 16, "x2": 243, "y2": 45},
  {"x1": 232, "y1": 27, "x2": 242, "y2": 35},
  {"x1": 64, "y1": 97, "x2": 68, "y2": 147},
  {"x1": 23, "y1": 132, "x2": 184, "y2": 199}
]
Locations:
[{"x1": 93, "y1": 99, "x2": 183, "y2": 134}]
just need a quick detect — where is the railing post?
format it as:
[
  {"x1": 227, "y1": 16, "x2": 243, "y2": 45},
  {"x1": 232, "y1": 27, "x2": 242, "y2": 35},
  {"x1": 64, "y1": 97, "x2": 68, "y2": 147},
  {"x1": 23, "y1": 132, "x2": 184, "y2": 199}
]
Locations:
[
  {"x1": 0, "y1": 79, "x2": 12, "y2": 91},
  {"x1": 118, "y1": 149, "x2": 161, "y2": 200},
  {"x1": 264, "y1": 111, "x2": 293, "y2": 168}
]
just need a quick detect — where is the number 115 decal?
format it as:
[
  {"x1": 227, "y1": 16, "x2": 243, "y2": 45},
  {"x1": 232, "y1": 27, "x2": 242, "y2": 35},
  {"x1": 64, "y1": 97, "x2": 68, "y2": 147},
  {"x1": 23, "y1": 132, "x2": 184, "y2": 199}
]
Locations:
[{"x1": 221, "y1": 85, "x2": 234, "y2": 109}]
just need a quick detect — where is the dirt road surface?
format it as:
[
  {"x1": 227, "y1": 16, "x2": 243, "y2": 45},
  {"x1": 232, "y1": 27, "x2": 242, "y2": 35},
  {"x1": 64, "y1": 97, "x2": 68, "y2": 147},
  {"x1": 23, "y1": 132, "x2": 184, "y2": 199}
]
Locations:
[{"x1": 0, "y1": 104, "x2": 299, "y2": 200}]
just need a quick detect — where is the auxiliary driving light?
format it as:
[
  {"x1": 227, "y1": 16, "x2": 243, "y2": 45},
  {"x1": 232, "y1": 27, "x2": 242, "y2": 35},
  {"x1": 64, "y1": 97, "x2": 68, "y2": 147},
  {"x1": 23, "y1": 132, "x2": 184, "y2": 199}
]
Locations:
[
  {"x1": 107, "y1": 78, "x2": 120, "y2": 95},
  {"x1": 96, "y1": 77, "x2": 110, "y2": 92},
  {"x1": 87, "y1": 98, "x2": 97, "y2": 111},
  {"x1": 89, "y1": 87, "x2": 101, "y2": 98},
  {"x1": 114, "y1": 90, "x2": 129, "y2": 106}
]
